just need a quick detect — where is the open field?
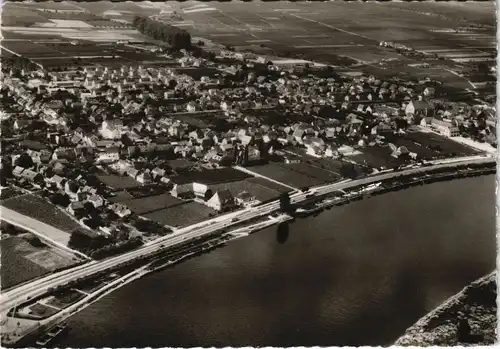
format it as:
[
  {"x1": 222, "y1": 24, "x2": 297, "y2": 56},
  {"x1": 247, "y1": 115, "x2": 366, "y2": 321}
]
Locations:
[
  {"x1": 97, "y1": 174, "x2": 141, "y2": 190},
  {"x1": 143, "y1": 201, "x2": 216, "y2": 228},
  {"x1": 404, "y1": 132, "x2": 479, "y2": 157},
  {"x1": 277, "y1": 162, "x2": 341, "y2": 183},
  {"x1": 157, "y1": 1, "x2": 494, "y2": 64},
  {"x1": 209, "y1": 178, "x2": 285, "y2": 202},
  {"x1": 1, "y1": 194, "x2": 82, "y2": 238},
  {"x1": 2, "y1": 1, "x2": 495, "y2": 89},
  {"x1": 349, "y1": 146, "x2": 405, "y2": 169},
  {"x1": 247, "y1": 177, "x2": 291, "y2": 194},
  {"x1": 170, "y1": 167, "x2": 252, "y2": 185},
  {"x1": 247, "y1": 163, "x2": 325, "y2": 188},
  {"x1": 1, "y1": 234, "x2": 81, "y2": 289},
  {"x1": 119, "y1": 194, "x2": 184, "y2": 215}
]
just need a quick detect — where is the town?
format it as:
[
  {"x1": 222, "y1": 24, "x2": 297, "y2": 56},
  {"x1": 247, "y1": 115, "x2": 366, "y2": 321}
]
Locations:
[{"x1": 0, "y1": 1, "x2": 497, "y2": 347}]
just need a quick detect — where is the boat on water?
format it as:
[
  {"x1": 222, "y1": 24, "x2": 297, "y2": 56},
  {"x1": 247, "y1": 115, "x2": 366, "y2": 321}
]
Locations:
[
  {"x1": 294, "y1": 206, "x2": 323, "y2": 217},
  {"x1": 359, "y1": 182, "x2": 382, "y2": 193},
  {"x1": 35, "y1": 323, "x2": 69, "y2": 347}
]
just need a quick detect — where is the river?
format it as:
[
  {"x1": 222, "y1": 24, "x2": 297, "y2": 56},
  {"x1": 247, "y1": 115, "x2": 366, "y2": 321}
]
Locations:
[{"x1": 56, "y1": 175, "x2": 496, "y2": 347}]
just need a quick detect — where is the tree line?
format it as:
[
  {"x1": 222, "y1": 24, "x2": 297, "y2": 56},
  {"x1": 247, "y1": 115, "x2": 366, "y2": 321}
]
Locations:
[{"x1": 132, "y1": 16, "x2": 191, "y2": 50}]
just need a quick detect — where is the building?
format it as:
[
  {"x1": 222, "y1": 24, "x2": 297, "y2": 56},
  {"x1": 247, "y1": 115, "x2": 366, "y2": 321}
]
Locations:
[
  {"x1": 193, "y1": 182, "x2": 213, "y2": 201},
  {"x1": 235, "y1": 191, "x2": 257, "y2": 207},
  {"x1": 206, "y1": 189, "x2": 235, "y2": 212},
  {"x1": 405, "y1": 100, "x2": 435, "y2": 118},
  {"x1": 136, "y1": 171, "x2": 152, "y2": 184},
  {"x1": 96, "y1": 147, "x2": 120, "y2": 163},
  {"x1": 67, "y1": 202, "x2": 86, "y2": 216},
  {"x1": 109, "y1": 203, "x2": 132, "y2": 218},
  {"x1": 171, "y1": 183, "x2": 194, "y2": 199},
  {"x1": 99, "y1": 120, "x2": 123, "y2": 140},
  {"x1": 87, "y1": 194, "x2": 104, "y2": 208},
  {"x1": 430, "y1": 118, "x2": 460, "y2": 137}
]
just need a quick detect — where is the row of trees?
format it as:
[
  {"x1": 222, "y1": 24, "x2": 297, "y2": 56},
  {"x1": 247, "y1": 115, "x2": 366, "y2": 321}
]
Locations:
[
  {"x1": 68, "y1": 229, "x2": 143, "y2": 259},
  {"x1": 132, "y1": 16, "x2": 191, "y2": 50}
]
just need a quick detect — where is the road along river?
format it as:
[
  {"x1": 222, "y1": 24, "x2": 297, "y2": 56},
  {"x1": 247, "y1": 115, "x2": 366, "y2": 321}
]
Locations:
[{"x1": 56, "y1": 174, "x2": 496, "y2": 347}]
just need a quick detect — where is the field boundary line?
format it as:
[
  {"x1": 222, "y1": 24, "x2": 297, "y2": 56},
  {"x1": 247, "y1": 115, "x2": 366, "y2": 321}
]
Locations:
[
  {"x1": 233, "y1": 166, "x2": 298, "y2": 191},
  {"x1": 289, "y1": 13, "x2": 376, "y2": 42}
]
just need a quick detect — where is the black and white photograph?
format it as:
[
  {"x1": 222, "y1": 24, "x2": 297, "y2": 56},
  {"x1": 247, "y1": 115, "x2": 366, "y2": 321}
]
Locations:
[{"x1": 0, "y1": 0, "x2": 497, "y2": 347}]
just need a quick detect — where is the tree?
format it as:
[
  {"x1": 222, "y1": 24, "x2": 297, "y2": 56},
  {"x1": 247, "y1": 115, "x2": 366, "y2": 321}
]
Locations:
[
  {"x1": 15, "y1": 153, "x2": 34, "y2": 169},
  {"x1": 51, "y1": 193, "x2": 70, "y2": 207},
  {"x1": 340, "y1": 163, "x2": 359, "y2": 179}
]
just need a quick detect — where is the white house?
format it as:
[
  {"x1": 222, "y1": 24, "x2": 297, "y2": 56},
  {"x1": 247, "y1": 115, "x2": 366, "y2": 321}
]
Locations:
[
  {"x1": 405, "y1": 100, "x2": 435, "y2": 118},
  {"x1": 97, "y1": 147, "x2": 120, "y2": 163},
  {"x1": 206, "y1": 189, "x2": 235, "y2": 212},
  {"x1": 431, "y1": 118, "x2": 460, "y2": 137},
  {"x1": 136, "y1": 171, "x2": 152, "y2": 184},
  {"x1": 99, "y1": 120, "x2": 123, "y2": 140},
  {"x1": 235, "y1": 191, "x2": 257, "y2": 207},
  {"x1": 87, "y1": 194, "x2": 104, "y2": 208},
  {"x1": 193, "y1": 182, "x2": 212, "y2": 201}
]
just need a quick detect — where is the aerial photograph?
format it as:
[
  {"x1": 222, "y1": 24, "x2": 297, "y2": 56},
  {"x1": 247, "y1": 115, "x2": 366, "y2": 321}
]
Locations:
[{"x1": 0, "y1": 0, "x2": 497, "y2": 347}]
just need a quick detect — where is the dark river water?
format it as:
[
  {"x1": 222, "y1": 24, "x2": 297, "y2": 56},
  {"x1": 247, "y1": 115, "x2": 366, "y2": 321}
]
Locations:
[{"x1": 57, "y1": 176, "x2": 496, "y2": 348}]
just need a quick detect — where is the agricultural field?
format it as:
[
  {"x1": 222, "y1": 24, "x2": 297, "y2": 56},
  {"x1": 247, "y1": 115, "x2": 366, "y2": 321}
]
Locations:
[
  {"x1": 247, "y1": 163, "x2": 326, "y2": 189},
  {"x1": 97, "y1": 174, "x2": 141, "y2": 191},
  {"x1": 348, "y1": 146, "x2": 405, "y2": 170},
  {"x1": 246, "y1": 177, "x2": 291, "y2": 194},
  {"x1": 119, "y1": 193, "x2": 184, "y2": 215},
  {"x1": 1, "y1": 233, "x2": 81, "y2": 290},
  {"x1": 143, "y1": 201, "x2": 216, "y2": 228},
  {"x1": 169, "y1": 167, "x2": 252, "y2": 185},
  {"x1": 210, "y1": 178, "x2": 285, "y2": 202},
  {"x1": 1, "y1": 194, "x2": 82, "y2": 236},
  {"x1": 404, "y1": 131, "x2": 479, "y2": 157},
  {"x1": 277, "y1": 162, "x2": 341, "y2": 183}
]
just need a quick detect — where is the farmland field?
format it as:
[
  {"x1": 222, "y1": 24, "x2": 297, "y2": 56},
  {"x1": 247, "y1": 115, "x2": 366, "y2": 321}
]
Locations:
[
  {"x1": 209, "y1": 178, "x2": 285, "y2": 202},
  {"x1": 247, "y1": 163, "x2": 325, "y2": 188},
  {"x1": 120, "y1": 193, "x2": 184, "y2": 215},
  {"x1": 169, "y1": 167, "x2": 252, "y2": 185},
  {"x1": 143, "y1": 201, "x2": 216, "y2": 228},
  {"x1": 1, "y1": 234, "x2": 81, "y2": 290},
  {"x1": 348, "y1": 146, "x2": 405, "y2": 169},
  {"x1": 277, "y1": 162, "x2": 341, "y2": 183},
  {"x1": 1, "y1": 194, "x2": 82, "y2": 235},
  {"x1": 246, "y1": 177, "x2": 291, "y2": 194},
  {"x1": 404, "y1": 131, "x2": 479, "y2": 157},
  {"x1": 97, "y1": 174, "x2": 141, "y2": 190},
  {"x1": 2, "y1": 1, "x2": 495, "y2": 89}
]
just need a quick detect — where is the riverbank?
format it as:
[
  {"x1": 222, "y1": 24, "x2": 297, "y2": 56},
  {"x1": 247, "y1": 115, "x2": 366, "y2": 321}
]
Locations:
[
  {"x1": 52, "y1": 174, "x2": 496, "y2": 348},
  {"x1": 1, "y1": 214, "x2": 292, "y2": 348},
  {"x1": 1, "y1": 158, "x2": 495, "y2": 347},
  {"x1": 293, "y1": 162, "x2": 496, "y2": 218},
  {"x1": 395, "y1": 271, "x2": 497, "y2": 346}
]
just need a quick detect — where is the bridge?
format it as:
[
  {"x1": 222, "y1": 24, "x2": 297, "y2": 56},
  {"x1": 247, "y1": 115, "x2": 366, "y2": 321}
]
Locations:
[{"x1": 0, "y1": 155, "x2": 495, "y2": 316}]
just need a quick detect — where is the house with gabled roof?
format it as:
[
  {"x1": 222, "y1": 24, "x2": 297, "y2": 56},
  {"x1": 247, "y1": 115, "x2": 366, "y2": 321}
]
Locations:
[{"x1": 206, "y1": 189, "x2": 236, "y2": 212}]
